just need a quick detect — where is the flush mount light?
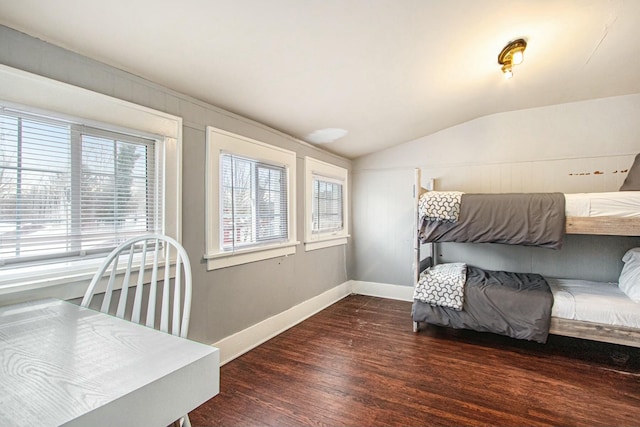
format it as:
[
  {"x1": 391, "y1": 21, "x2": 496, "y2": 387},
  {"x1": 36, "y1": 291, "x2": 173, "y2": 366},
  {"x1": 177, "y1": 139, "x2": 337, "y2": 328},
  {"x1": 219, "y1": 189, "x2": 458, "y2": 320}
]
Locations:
[
  {"x1": 498, "y1": 38, "x2": 527, "y2": 79},
  {"x1": 305, "y1": 128, "x2": 348, "y2": 144}
]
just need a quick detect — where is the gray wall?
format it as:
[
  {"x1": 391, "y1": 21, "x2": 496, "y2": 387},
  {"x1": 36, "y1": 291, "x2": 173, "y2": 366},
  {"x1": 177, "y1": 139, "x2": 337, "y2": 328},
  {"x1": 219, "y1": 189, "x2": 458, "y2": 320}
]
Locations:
[
  {"x1": 437, "y1": 235, "x2": 640, "y2": 283},
  {"x1": 353, "y1": 94, "x2": 640, "y2": 286},
  {"x1": 0, "y1": 25, "x2": 352, "y2": 344},
  {"x1": 352, "y1": 168, "x2": 416, "y2": 286}
]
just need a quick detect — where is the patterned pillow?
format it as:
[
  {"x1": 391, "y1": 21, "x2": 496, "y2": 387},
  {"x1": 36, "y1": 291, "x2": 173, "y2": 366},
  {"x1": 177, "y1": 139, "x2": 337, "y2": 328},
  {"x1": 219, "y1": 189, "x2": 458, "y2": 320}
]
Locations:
[
  {"x1": 419, "y1": 191, "x2": 464, "y2": 222},
  {"x1": 414, "y1": 263, "x2": 467, "y2": 310}
]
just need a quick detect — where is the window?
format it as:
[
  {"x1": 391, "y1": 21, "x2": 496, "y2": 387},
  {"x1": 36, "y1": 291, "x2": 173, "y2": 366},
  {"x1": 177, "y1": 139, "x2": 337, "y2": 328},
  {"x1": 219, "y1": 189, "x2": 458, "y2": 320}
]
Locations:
[
  {"x1": 206, "y1": 126, "x2": 297, "y2": 270},
  {"x1": 221, "y1": 154, "x2": 287, "y2": 250},
  {"x1": 304, "y1": 157, "x2": 349, "y2": 251},
  {"x1": 312, "y1": 177, "x2": 343, "y2": 234},
  {"x1": 0, "y1": 65, "x2": 182, "y2": 300},
  {"x1": 0, "y1": 109, "x2": 161, "y2": 267}
]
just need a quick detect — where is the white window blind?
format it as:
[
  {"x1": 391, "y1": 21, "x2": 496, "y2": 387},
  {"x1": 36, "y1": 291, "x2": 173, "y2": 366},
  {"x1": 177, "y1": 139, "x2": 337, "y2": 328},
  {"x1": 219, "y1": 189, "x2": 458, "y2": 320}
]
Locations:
[
  {"x1": 303, "y1": 156, "x2": 348, "y2": 251},
  {"x1": 312, "y1": 176, "x2": 344, "y2": 234},
  {"x1": 0, "y1": 107, "x2": 162, "y2": 267},
  {"x1": 221, "y1": 153, "x2": 288, "y2": 251}
]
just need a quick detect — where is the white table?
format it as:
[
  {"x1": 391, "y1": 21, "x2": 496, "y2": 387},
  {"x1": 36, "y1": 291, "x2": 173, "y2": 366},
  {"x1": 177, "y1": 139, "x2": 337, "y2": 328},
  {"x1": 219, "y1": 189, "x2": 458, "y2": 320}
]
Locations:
[{"x1": 0, "y1": 299, "x2": 219, "y2": 427}]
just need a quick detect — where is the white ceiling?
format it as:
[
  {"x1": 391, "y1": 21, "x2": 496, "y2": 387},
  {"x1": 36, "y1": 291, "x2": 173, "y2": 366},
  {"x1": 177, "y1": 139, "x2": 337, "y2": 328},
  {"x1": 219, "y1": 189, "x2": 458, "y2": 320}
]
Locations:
[{"x1": 1, "y1": 0, "x2": 639, "y2": 159}]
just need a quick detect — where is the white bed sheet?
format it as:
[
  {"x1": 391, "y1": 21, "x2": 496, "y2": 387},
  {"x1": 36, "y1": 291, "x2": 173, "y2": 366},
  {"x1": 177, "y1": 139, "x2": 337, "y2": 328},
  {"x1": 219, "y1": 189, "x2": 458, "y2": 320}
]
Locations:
[
  {"x1": 564, "y1": 191, "x2": 640, "y2": 218},
  {"x1": 548, "y1": 277, "x2": 640, "y2": 328}
]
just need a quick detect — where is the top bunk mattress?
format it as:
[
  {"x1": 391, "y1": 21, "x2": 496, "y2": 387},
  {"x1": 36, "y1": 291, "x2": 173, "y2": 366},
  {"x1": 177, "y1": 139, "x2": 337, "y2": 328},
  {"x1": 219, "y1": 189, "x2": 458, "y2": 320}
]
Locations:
[
  {"x1": 564, "y1": 191, "x2": 640, "y2": 218},
  {"x1": 418, "y1": 191, "x2": 640, "y2": 220},
  {"x1": 548, "y1": 277, "x2": 640, "y2": 329},
  {"x1": 418, "y1": 191, "x2": 640, "y2": 242}
]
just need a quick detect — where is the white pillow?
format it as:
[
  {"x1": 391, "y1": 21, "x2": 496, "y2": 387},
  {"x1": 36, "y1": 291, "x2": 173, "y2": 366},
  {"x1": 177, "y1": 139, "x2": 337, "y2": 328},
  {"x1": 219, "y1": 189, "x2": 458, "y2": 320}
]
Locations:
[{"x1": 619, "y1": 248, "x2": 640, "y2": 302}]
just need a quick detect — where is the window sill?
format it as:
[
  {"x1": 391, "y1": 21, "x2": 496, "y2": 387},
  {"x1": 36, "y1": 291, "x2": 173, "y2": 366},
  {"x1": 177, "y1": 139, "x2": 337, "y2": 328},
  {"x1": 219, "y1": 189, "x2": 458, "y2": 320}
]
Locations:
[
  {"x1": 304, "y1": 235, "x2": 350, "y2": 252},
  {"x1": 0, "y1": 259, "x2": 174, "y2": 306},
  {"x1": 205, "y1": 242, "x2": 299, "y2": 270}
]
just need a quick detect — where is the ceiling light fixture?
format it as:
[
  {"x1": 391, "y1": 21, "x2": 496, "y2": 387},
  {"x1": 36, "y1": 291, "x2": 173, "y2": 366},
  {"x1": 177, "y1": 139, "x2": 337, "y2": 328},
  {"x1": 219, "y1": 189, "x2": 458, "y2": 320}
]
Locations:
[
  {"x1": 498, "y1": 38, "x2": 527, "y2": 79},
  {"x1": 305, "y1": 128, "x2": 348, "y2": 144}
]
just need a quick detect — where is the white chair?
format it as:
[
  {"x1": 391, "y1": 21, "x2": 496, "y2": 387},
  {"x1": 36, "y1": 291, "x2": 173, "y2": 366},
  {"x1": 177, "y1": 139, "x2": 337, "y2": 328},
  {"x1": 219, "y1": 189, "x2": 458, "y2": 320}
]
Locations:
[{"x1": 81, "y1": 233, "x2": 194, "y2": 426}]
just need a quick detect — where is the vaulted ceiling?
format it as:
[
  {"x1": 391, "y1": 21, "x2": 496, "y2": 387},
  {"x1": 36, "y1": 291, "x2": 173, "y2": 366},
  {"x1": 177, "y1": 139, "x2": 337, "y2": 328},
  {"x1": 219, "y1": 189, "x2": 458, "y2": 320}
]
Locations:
[{"x1": 1, "y1": 0, "x2": 639, "y2": 159}]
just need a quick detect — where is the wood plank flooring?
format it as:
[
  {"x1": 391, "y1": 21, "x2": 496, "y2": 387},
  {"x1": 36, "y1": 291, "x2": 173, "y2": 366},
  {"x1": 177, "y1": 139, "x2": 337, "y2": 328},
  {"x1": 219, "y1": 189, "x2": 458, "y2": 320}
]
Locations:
[{"x1": 190, "y1": 295, "x2": 640, "y2": 427}]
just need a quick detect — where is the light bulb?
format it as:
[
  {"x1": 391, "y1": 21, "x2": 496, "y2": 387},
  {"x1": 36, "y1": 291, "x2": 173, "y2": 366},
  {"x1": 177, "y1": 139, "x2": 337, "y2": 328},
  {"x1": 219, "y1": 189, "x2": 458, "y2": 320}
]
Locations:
[
  {"x1": 512, "y1": 49, "x2": 524, "y2": 65},
  {"x1": 501, "y1": 63, "x2": 513, "y2": 79}
]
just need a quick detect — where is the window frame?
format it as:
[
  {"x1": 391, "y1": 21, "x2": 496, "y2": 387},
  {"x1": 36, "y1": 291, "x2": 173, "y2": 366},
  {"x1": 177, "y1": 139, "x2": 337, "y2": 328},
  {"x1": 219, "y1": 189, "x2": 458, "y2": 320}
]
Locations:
[
  {"x1": 205, "y1": 126, "x2": 297, "y2": 270},
  {"x1": 304, "y1": 156, "x2": 349, "y2": 252},
  {"x1": 0, "y1": 110, "x2": 162, "y2": 267},
  {"x1": 0, "y1": 65, "x2": 182, "y2": 302},
  {"x1": 220, "y1": 153, "x2": 289, "y2": 250}
]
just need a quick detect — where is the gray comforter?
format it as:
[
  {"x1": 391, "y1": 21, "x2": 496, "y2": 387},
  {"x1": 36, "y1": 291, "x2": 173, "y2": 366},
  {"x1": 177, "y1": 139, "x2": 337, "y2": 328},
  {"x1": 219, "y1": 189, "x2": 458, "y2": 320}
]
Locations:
[
  {"x1": 419, "y1": 193, "x2": 566, "y2": 249},
  {"x1": 412, "y1": 266, "x2": 553, "y2": 343}
]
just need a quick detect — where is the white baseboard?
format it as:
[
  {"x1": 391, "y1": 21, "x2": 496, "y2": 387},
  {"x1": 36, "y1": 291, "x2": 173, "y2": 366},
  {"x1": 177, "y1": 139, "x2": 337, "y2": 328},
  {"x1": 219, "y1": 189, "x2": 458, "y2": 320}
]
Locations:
[
  {"x1": 350, "y1": 280, "x2": 414, "y2": 301},
  {"x1": 211, "y1": 280, "x2": 412, "y2": 365},
  {"x1": 212, "y1": 281, "x2": 352, "y2": 365}
]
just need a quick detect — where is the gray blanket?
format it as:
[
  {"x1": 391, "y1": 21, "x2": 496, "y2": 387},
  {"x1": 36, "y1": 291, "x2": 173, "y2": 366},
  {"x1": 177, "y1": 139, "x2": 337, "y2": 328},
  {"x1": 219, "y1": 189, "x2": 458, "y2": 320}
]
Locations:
[
  {"x1": 419, "y1": 193, "x2": 566, "y2": 249},
  {"x1": 412, "y1": 266, "x2": 553, "y2": 343}
]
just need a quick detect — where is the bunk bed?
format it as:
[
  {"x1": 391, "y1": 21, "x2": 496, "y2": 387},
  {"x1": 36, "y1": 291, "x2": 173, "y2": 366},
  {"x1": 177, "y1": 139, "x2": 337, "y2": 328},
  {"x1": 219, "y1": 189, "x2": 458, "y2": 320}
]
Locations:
[{"x1": 412, "y1": 168, "x2": 640, "y2": 348}]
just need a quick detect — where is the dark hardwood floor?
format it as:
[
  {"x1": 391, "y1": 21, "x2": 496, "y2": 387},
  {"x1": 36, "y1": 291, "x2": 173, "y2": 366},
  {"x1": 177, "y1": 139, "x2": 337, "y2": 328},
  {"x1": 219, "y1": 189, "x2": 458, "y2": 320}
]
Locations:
[{"x1": 190, "y1": 295, "x2": 640, "y2": 427}]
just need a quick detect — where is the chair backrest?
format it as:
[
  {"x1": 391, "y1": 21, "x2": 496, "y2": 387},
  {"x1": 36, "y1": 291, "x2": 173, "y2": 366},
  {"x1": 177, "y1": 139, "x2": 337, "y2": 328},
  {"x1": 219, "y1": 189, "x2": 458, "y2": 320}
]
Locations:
[{"x1": 81, "y1": 234, "x2": 192, "y2": 338}]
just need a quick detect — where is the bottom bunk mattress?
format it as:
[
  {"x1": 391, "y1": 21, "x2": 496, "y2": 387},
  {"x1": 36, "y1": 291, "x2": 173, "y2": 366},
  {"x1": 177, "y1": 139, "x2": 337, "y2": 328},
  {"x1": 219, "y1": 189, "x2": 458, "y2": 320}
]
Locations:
[
  {"x1": 412, "y1": 265, "x2": 553, "y2": 343},
  {"x1": 548, "y1": 278, "x2": 640, "y2": 328}
]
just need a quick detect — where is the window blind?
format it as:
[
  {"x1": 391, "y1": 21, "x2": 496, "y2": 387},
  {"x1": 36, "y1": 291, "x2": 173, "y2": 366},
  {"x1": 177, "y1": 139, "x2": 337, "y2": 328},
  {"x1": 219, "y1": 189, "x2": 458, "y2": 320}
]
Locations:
[
  {"x1": 0, "y1": 108, "x2": 162, "y2": 266},
  {"x1": 221, "y1": 154, "x2": 288, "y2": 251},
  {"x1": 312, "y1": 176, "x2": 343, "y2": 234}
]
